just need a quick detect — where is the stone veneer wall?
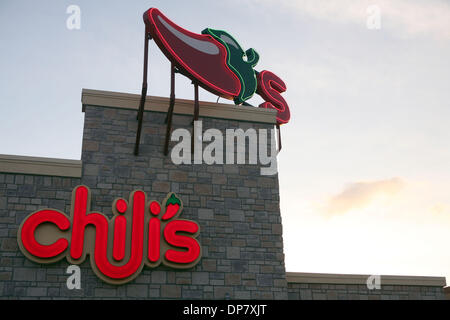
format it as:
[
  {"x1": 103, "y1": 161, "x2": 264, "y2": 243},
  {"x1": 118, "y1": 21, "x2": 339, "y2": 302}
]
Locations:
[
  {"x1": 287, "y1": 282, "x2": 446, "y2": 300},
  {"x1": 0, "y1": 90, "x2": 446, "y2": 300},
  {"x1": 0, "y1": 100, "x2": 287, "y2": 299}
]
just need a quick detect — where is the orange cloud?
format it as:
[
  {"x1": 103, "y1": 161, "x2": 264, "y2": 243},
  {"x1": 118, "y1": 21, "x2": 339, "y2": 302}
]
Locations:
[
  {"x1": 430, "y1": 203, "x2": 450, "y2": 216},
  {"x1": 321, "y1": 177, "x2": 405, "y2": 216}
]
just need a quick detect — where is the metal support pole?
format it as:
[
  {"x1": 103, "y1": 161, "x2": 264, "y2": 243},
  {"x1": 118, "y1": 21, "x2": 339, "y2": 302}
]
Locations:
[
  {"x1": 163, "y1": 63, "x2": 176, "y2": 155},
  {"x1": 134, "y1": 26, "x2": 151, "y2": 156},
  {"x1": 194, "y1": 83, "x2": 199, "y2": 121}
]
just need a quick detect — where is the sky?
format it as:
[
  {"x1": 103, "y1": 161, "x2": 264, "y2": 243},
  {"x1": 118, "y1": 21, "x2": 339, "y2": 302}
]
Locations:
[{"x1": 1, "y1": 0, "x2": 449, "y2": 282}]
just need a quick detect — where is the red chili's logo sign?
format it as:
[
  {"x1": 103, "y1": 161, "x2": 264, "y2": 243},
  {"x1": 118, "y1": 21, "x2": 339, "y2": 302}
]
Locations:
[
  {"x1": 17, "y1": 186, "x2": 201, "y2": 284},
  {"x1": 144, "y1": 8, "x2": 290, "y2": 124}
]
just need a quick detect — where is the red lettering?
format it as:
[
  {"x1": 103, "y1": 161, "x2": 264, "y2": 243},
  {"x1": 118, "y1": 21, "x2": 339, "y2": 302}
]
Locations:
[
  {"x1": 148, "y1": 218, "x2": 161, "y2": 262},
  {"x1": 113, "y1": 215, "x2": 127, "y2": 261},
  {"x1": 19, "y1": 209, "x2": 70, "y2": 259},
  {"x1": 150, "y1": 201, "x2": 161, "y2": 215},
  {"x1": 95, "y1": 190, "x2": 145, "y2": 280},
  {"x1": 113, "y1": 199, "x2": 127, "y2": 261},
  {"x1": 257, "y1": 70, "x2": 291, "y2": 124},
  {"x1": 70, "y1": 185, "x2": 108, "y2": 261},
  {"x1": 164, "y1": 220, "x2": 201, "y2": 264},
  {"x1": 17, "y1": 186, "x2": 201, "y2": 284}
]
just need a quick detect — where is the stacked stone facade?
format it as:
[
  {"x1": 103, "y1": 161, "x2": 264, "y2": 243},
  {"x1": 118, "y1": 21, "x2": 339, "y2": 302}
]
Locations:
[
  {"x1": 287, "y1": 282, "x2": 445, "y2": 300},
  {"x1": 0, "y1": 93, "x2": 446, "y2": 299},
  {"x1": 0, "y1": 103, "x2": 287, "y2": 299}
]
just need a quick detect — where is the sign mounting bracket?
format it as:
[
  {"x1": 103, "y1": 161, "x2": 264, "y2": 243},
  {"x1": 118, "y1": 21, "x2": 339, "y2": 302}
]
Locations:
[
  {"x1": 163, "y1": 63, "x2": 176, "y2": 156},
  {"x1": 134, "y1": 26, "x2": 151, "y2": 156}
]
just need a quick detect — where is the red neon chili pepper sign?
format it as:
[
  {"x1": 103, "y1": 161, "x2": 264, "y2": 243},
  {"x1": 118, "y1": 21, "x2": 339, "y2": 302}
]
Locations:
[
  {"x1": 143, "y1": 8, "x2": 291, "y2": 125},
  {"x1": 17, "y1": 186, "x2": 201, "y2": 285}
]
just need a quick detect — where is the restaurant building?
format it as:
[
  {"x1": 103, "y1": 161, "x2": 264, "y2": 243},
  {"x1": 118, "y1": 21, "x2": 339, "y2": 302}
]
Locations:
[{"x1": 0, "y1": 89, "x2": 446, "y2": 299}]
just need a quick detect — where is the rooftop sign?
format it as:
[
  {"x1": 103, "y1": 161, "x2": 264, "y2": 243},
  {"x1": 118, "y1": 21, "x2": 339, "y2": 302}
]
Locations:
[
  {"x1": 134, "y1": 8, "x2": 291, "y2": 155},
  {"x1": 143, "y1": 8, "x2": 290, "y2": 125}
]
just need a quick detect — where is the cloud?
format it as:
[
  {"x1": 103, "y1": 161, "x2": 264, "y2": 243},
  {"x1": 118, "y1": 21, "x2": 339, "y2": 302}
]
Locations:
[
  {"x1": 430, "y1": 203, "x2": 450, "y2": 216},
  {"x1": 321, "y1": 177, "x2": 405, "y2": 216},
  {"x1": 261, "y1": 0, "x2": 450, "y2": 40}
]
